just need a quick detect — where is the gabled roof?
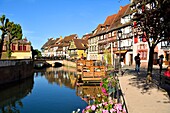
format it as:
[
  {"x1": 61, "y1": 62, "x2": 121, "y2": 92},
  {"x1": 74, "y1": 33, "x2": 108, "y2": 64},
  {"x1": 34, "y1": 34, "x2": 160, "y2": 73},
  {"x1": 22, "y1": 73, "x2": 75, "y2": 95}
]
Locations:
[
  {"x1": 82, "y1": 33, "x2": 92, "y2": 40},
  {"x1": 69, "y1": 39, "x2": 88, "y2": 50},
  {"x1": 4, "y1": 35, "x2": 31, "y2": 44},
  {"x1": 63, "y1": 34, "x2": 78, "y2": 42},
  {"x1": 90, "y1": 13, "x2": 117, "y2": 38},
  {"x1": 97, "y1": 14, "x2": 117, "y2": 35},
  {"x1": 49, "y1": 38, "x2": 62, "y2": 48},
  {"x1": 109, "y1": 4, "x2": 130, "y2": 31},
  {"x1": 41, "y1": 37, "x2": 62, "y2": 49},
  {"x1": 41, "y1": 38, "x2": 56, "y2": 49},
  {"x1": 103, "y1": 14, "x2": 117, "y2": 26},
  {"x1": 90, "y1": 24, "x2": 103, "y2": 38}
]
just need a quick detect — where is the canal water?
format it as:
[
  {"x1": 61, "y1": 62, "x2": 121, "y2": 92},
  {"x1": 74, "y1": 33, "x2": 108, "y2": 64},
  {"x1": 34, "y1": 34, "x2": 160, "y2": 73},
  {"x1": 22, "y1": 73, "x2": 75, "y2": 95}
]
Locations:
[{"x1": 0, "y1": 67, "x2": 88, "y2": 113}]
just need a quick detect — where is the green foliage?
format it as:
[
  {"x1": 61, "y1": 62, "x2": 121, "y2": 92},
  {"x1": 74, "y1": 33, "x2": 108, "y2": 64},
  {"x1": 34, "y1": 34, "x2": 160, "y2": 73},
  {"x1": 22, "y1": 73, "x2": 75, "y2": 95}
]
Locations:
[
  {"x1": 0, "y1": 14, "x2": 23, "y2": 58},
  {"x1": 132, "y1": 0, "x2": 170, "y2": 77},
  {"x1": 104, "y1": 49, "x2": 111, "y2": 65},
  {"x1": 32, "y1": 49, "x2": 42, "y2": 58},
  {"x1": 132, "y1": 0, "x2": 170, "y2": 47}
]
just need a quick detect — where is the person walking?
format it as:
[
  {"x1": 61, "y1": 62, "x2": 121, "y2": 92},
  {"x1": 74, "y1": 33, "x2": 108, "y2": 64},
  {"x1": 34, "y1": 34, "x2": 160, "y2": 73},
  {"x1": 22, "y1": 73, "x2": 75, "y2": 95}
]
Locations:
[
  {"x1": 120, "y1": 56, "x2": 124, "y2": 68},
  {"x1": 158, "y1": 55, "x2": 164, "y2": 74},
  {"x1": 134, "y1": 53, "x2": 141, "y2": 74}
]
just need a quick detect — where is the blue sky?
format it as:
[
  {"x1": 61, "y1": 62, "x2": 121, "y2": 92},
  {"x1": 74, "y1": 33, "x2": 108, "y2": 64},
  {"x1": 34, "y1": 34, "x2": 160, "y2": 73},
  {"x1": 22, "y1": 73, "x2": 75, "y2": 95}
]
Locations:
[{"x1": 0, "y1": 0, "x2": 130, "y2": 50}]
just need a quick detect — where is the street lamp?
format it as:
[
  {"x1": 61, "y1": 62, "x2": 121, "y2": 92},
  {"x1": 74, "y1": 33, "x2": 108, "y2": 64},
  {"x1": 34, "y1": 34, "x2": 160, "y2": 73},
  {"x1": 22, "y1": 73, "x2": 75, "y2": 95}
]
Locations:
[{"x1": 117, "y1": 30, "x2": 122, "y2": 75}]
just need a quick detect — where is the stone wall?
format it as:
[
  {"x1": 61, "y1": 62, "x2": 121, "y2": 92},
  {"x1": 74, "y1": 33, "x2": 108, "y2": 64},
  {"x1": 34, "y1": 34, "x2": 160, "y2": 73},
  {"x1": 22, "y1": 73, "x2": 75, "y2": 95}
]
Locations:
[
  {"x1": 0, "y1": 59, "x2": 34, "y2": 85},
  {"x1": 63, "y1": 60, "x2": 76, "y2": 67}
]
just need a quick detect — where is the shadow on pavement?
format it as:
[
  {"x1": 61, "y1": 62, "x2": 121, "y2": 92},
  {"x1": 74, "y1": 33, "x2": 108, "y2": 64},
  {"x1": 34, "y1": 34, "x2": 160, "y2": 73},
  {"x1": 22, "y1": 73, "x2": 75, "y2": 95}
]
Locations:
[{"x1": 122, "y1": 67, "x2": 170, "y2": 98}]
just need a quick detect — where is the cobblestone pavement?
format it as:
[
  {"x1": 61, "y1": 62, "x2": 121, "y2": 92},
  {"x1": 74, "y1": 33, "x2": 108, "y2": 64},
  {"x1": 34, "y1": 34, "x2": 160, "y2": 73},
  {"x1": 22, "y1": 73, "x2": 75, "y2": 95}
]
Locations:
[{"x1": 118, "y1": 65, "x2": 170, "y2": 113}]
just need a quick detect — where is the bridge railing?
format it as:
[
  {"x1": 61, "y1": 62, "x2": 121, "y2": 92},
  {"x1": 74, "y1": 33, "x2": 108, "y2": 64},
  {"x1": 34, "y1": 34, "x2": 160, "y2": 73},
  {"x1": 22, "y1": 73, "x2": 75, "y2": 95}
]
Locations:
[{"x1": 0, "y1": 59, "x2": 32, "y2": 67}]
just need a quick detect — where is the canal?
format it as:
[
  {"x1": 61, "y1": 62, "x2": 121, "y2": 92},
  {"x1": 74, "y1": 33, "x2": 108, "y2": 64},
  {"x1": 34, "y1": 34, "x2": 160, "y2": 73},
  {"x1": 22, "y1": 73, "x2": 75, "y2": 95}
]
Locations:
[{"x1": 0, "y1": 66, "x2": 89, "y2": 113}]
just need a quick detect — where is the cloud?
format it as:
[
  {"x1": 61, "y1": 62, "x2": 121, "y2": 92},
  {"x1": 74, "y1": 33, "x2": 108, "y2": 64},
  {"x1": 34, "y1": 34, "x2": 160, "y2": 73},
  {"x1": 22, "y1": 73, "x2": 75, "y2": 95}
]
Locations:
[
  {"x1": 23, "y1": 30, "x2": 34, "y2": 34},
  {"x1": 22, "y1": 30, "x2": 34, "y2": 38}
]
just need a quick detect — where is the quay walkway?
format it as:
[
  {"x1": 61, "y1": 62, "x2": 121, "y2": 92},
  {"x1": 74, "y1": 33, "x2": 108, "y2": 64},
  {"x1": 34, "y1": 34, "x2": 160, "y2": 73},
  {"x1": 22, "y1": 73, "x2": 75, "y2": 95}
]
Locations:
[{"x1": 119, "y1": 65, "x2": 170, "y2": 113}]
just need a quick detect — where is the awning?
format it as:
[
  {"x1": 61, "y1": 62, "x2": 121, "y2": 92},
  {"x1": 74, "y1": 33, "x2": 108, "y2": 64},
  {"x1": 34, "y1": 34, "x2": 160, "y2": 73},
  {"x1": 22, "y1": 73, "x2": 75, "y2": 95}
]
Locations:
[{"x1": 114, "y1": 50, "x2": 127, "y2": 54}]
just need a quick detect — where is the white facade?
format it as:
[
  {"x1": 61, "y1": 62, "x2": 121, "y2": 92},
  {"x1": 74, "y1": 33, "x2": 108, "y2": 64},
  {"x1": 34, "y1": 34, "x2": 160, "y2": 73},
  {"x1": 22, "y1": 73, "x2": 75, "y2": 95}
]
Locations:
[{"x1": 87, "y1": 35, "x2": 99, "y2": 60}]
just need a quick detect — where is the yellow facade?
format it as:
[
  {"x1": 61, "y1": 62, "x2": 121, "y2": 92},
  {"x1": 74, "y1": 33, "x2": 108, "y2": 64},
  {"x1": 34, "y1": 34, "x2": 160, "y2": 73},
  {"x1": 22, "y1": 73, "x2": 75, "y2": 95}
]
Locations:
[
  {"x1": 2, "y1": 52, "x2": 32, "y2": 59},
  {"x1": 77, "y1": 50, "x2": 87, "y2": 59}
]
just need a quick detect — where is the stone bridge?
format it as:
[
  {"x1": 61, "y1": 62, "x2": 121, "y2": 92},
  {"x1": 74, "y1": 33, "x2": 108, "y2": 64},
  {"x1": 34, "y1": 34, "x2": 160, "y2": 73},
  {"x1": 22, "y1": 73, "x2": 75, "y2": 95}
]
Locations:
[{"x1": 34, "y1": 59, "x2": 76, "y2": 67}]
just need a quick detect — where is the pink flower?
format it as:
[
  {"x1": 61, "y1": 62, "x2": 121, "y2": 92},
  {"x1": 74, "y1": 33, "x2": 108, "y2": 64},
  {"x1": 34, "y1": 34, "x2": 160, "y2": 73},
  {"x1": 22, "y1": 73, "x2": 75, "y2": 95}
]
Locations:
[
  {"x1": 102, "y1": 102, "x2": 108, "y2": 106},
  {"x1": 101, "y1": 88, "x2": 107, "y2": 93},
  {"x1": 82, "y1": 109, "x2": 85, "y2": 113},
  {"x1": 110, "y1": 108, "x2": 116, "y2": 113},
  {"x1": 100, "y1": 82, "x2": 103, "y2": 86},
  {"x1": 86, "y1": 105, "x2": 91, "y2": 110},
  {"x1": 91, "y1": 105, "x2": 96, "y2": 111},
  {"x1": 114, "y1": 103, "x2": 122, "y2": 111},
  {"x1": 109, "y1": 99, "x2": 114, "y2": 105},
  {"x1": 102, "y1": 109, "x2": 109, "y2": 113},
  {"x1": 103, "y1": 92, "x2": 108, "y2": 96}
]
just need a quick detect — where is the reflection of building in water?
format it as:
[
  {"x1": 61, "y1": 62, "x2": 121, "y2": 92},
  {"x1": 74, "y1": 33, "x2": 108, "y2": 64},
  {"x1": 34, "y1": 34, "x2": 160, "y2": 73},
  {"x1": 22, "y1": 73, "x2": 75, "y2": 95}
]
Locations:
[
  {"x1": 45, "y1": 67, "x2": 77, "y2": 89},
  {"x1": 76, "y1": 85, "x2": 102, "y2": 104},
  {"x1": 0, "y1": 75, "x2": 34, "y2": 112}
]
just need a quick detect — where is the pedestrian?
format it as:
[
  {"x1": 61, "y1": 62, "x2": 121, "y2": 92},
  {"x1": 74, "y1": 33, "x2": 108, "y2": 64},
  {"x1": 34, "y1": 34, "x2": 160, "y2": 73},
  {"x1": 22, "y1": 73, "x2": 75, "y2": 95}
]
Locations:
[
  {"x1": 158, "y1": 55, "x2": 164, "y2": 74},
  {"x1": 134, "y1": 53, "x2": 141, "y2": 74},
  {"x1": 81, "y1": 53, "x2": 84, "y2": 60},
  {"x1": 120, "y1": 56, "x2": 124, "y2": 68}
]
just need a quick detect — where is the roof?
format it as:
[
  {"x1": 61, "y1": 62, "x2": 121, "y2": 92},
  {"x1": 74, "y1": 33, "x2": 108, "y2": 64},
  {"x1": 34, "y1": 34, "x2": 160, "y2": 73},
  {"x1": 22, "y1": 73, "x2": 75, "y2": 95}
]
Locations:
[
  {"x1": 41, "y1": 38, "x2": 56, "y2": 49},
  {"x1": 90, "y1": 24, "x2": 103, "y2": 38},
  {"x1": 63, "y1": 34, "x2": 78, "y2": 42},
  {"x1": 49, "y1": 38, "x2": 62, "y2": 48},
  {"x1": 96, "y1": 14, "x2": 117, "y2": 36},
  {"x1": 4, "y1": 35, "x2": 31, "y2": 45},
  {"x1": 82, "y1": 33, "x2": 92, "y2": 40},
  {"x1": 109, "y1": 4, "x2": 130, "y2": 31},
  {"x1": 69, "y1": 39, "x2": 88, "y2": 50},
  {"x1": 41, "y1": 37, "x2": 61, "y2": 49}
]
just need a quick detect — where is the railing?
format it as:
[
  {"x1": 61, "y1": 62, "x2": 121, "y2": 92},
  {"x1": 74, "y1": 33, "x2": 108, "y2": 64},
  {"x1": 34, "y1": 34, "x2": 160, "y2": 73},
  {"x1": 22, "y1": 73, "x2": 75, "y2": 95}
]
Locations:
[
  {"x1": 0, "y1": 59, "x2": 32, "y2": 67},
  {"x1": 77, "y1": 60, "x2": 106, "y2": 82},
  {"x1": 108, "y1": 71, "x2": 128, "y2": 113}
]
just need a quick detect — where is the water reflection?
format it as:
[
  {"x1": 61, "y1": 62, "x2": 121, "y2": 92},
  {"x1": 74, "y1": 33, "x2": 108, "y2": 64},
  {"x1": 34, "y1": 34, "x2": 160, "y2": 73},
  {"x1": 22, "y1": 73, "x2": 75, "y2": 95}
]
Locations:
[
  {"x1": 0, "y1": 66, "x2": 89, "y2": 113},
  {"x1": 44, "y1": 67, "x2": 77, "y2": 89},
  {"x1": 0, "y1": 75, "x2": 34, "y2": 113},
  {"x1": 76, "y1": 85, "x2": 103, "y2": 104}
]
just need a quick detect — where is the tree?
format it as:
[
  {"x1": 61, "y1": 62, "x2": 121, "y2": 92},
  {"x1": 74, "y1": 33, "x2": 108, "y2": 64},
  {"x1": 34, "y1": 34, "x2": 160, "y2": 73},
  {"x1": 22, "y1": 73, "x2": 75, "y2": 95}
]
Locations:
[
  {"x1": 0, "y1": 15, "x2": 8, "y2": 58},
  {"x1": 0, "y1": 15, "x2": 22, "y2": 59},
  {"x1": 31, "y1": 46, "x2": 42, "y2": 60},
  {"x1": 131, "y1": 0, "x2": 170, "y2": 81},
  {"x1": 6, "y1": 22, "x2": 22, "y2": 58}
]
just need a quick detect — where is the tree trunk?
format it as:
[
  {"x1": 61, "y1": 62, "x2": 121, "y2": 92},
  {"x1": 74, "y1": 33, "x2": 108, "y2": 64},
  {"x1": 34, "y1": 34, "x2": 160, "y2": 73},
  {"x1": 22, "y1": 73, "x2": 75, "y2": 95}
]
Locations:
[
  {"x1": 147, "y1": 46, "x2": 155, "y2": 82},
  {"x1": 0, "y1": 34, "x2": 5, "y2": 59}
]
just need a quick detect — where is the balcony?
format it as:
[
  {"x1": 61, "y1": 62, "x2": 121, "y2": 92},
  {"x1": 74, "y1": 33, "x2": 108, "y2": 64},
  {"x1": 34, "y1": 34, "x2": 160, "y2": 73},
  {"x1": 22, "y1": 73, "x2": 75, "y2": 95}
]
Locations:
[{"x1": 118, "y1": 46, "x2": 133, "y2": 51}]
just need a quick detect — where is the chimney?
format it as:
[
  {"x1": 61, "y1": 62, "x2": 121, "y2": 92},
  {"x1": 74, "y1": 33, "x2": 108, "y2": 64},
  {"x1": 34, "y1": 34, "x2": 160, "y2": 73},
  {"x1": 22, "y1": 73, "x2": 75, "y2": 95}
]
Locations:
[{"x1": 120, "y1": 6, "x2": 123, "y2": 10}]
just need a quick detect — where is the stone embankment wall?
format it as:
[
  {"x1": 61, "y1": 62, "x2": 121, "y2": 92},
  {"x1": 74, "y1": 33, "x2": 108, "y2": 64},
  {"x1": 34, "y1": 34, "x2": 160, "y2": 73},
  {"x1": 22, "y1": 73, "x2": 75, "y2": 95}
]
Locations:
[
  {"x1": 63, "y1": 60, "x2": 76, "y2": 67},
  {"x1": 0, "y1": 59, "x2": 34, "y2": 85}
]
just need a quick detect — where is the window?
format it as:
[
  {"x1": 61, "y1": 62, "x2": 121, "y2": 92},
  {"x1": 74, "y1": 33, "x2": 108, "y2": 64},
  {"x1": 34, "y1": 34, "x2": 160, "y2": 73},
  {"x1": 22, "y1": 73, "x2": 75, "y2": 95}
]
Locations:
[
  {"x1": 12, "y1": 44, "x2": 15, "y2": 51},
  {"x1": 18, "y1": 45, "x2": 22, "y2": 51},
  {"x1": 101, "y1": 35, "x2": 103, "y2": 40},
  {"x1": 109, "y1": 32, "x2": 112, "y2": 37},
  {"x1": 23, "y1": 45, "x2": 26, "y2": 51},
  {"x1": 138, "y1": 50, "x2": 147, "y2": 60},
  {"x1": 112, "y1": 31, "x2": 114, "y2": 36},
  {"x1": 104, "y1": 34, "x2": 106, "y2": 39}
]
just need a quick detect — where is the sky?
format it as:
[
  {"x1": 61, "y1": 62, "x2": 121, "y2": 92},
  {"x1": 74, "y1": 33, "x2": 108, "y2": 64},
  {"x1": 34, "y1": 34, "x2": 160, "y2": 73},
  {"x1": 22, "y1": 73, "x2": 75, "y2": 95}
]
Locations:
[{"x1": 0, "y1": 0, "x2": 130, "y2": 50}]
